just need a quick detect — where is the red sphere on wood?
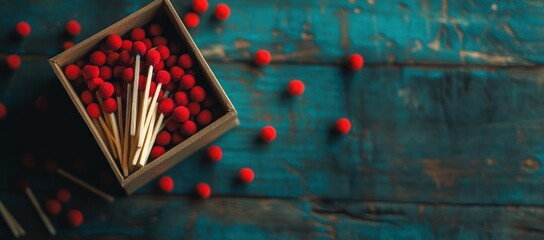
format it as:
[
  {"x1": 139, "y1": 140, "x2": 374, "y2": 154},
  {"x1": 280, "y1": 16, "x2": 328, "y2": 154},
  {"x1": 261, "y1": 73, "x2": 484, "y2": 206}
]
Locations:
[
  {"x1": 106, "y1": 34, "x2": 122, "y2": 51},
  {"x1": 195, "y1": 183, "x2": 211, "y2": 199},
  {"x1": 336, "y1": 118, "x2": 351, "y2": 134},
  {"x1": 158, "y1": 176, "x2": 174, "y2": 192},
  {"x1": 178, "y1": 54, "x2": 193, "y2": 69},
  {"x1": 181, "y1": 120, "x2": 197, "y2": 136},
  {"x1": 146, "y1": 49, "x2": 161, "y2": 67},
  {"x1": 45, "y1": 199, "x2": 62, "y2": 215},
  {"x1": 132, "y1": 41, "x2": 147, "y2": 56},
  {"x1": 170, "y1": 66, "x2": 185, "y2": 81},
  {"x1": 90, "y1": 51, "x2": 106, "y2": 66},
  {"x1": 255, "y1": 50, "x2": 271, "y2": 66},
  {"x1": 347, "y1": 53, "x2": 364, "y2": 71},
  {"x1": 239, "y1": 168, "x2": 255, "y2": 183},
  {"x1": 6, "y1": 54, "x2": 21, "y2": 70},
  {"x1": 156, "y1": 46, "x2": 170, "y2": 60},
  {"x1": 102, "y1": 98, "x2": 117, "y2": 113},
  {"x1": 180, "y1": 74, "x2": 195, "y2": 90},
  {"x1": 106, "y1": 52, "x2": 119, "y2": 66},
  {"x1": 66, "y1": 20, "x2": 81, "y2": 36},
  {"x1": 288, "y1": 79, "x2": 305, "y2": 96},
  {"x1": 260, "y1": 126, "x2": 276, "y2": 142},
  {"x1": 82, "y1": 65, "x2": 99, "y2": 80},
  {"x1": 131, "y1": 28, "x2": 146, "y2": 41},
  {"x1": 215, "y1": 3, "x2": 231, "y2": 20},
  {"x1": 148, "y1": 23, "x2": 162, "y2": 37},
  {"x1": 86, "y1": 103, "x2": 101, "y2": 119},
  {"x1": 155, "y1": 70, "x2": 171, "y2": 85},
  {"x1": 156, "y1": 131, "x2": 172, "y2": 146},
  {"x1": 122, "y1": 67, "x2": 134, "y2": 83},
  {"x1": 207, "y1": 145, "x2": 222, "y2": 162},
  {"x1": 196, "y1": 109, "x2": 212, "y2": 126},
  {"x1": 99, "y1": 66, "x2": 112, "y2": 80},
  {"x1": 159, "y1": 98, "x2": 175, "y2": 115},
  {"x1": 150, "y1": 146, "x2": 166, "y2": 160},
  {"x1": 80, "y1": 90, "x2": 93, "y2": 105},
  {"x1": 98, "y1": 82, "x2": 114, "y2": 98},
  {"x1": 63, "y1": 41, "x2": 75, "y2": 50},
  {"x1": 190, "y1": 86, "x2": 206, "y2": 102},
  {"x1": 64, "y1": 64, "x2": 81, "y2": 81},
  {"x1": 67, "y1": 209, "x2": 84, "y2": 227},
  {"x1": 153, "y1": 36, "x2": 168, "y2": 47},
  {"x1": 193, "y1": 0, "x2": 209, "y2": 13},
  {"x1": 56, "y1": 188, "x2": 71, "y2": 203},
  {"x1": 174, "y1": 91, "x2": 189, "y2": 106},
  {"x1": 121, "y1": 40, "x2": 133, "y2": 51},
  {"x1": 172, "y1": 106, "x2": 190, "y2": 122},
  {"x1": 88, "y1": 77, "x2": 104, "y2": 91},
  {"x1": 15, "y1": 21, "x2": 31, "y2": 37},
  {"x1": 187, "y1": 102, "x2": 200, "y2": 116}
]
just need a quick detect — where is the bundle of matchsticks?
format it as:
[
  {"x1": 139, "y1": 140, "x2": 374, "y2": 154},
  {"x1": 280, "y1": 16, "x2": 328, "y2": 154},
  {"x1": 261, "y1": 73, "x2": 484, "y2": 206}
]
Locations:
[{"x1": 64, "y1": 24, "x2": 217, "y2": 177}]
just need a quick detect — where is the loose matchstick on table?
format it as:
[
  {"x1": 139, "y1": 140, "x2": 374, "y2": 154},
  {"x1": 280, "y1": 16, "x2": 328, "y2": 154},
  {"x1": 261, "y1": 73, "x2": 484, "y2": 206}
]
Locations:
[
  {"x1": 55, "y1": 167, "x2": 115, "y2": 202},
  {"x1": 0, "y1": 201, "x2": 25, "y2": 238},
  {"x1": 20, "y1": 180, "x2": 56, "y2": 236}
]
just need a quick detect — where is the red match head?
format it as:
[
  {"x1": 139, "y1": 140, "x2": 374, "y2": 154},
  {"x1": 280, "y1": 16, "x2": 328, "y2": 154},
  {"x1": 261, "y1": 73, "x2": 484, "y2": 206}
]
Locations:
[
  {"x1": 156, "y1": 46, "x2": 170, "y2": 60},
  {"x1": 143, "y1": 38, "x2": 153, "y2": 52},
  {"x1": 193, "y1": 0, "x2": 209, "y2": 13},
  {"x1": 148, "y1": 23, "x2": 162, "y2": 37},
  {"x1": 260, "y1": 125, "x2": 277, "y2": 142},
  {"x1": 90, "y1": 51, "x2": 106, "y2": 66},
  {"x1": 336, "y1": 118, "x2": 351, "y2": 134},
  {"x1": 158, "y1": 176, "x2": 174, "y2": 192},
  {"x1": 347, "y1": 53, "x2": 364, "y2": 71},
  {"x1": 150, "y1": 146, "x2": 166, "y2": 160},
  {"x1": 106, "y1": 52, "x2": 119, "y2": 66},
  {"x1": 15, "y1": 21, "x2": 31, "y2": 37},
  {"x1": 146, "y1": 49, "x2": 161, "y2": 67},
  {"x1": 132, "y1": 41, "x2": 147, "y2": 56},
  {"x1": 158, "y1": 98, "x2": 175, "y2": 115},
  {"x1": 166, "y1": 120, "x2": 179, "y2": 132},
  {"x1": 113, "y1": 65, "x2": 124, "y2": 78},
  {"x1": 178, "y1": 54, "x2": 193, "y2": 69},
  {"x1": 122, "y1": 67, "x2": 134, "y2": 83},
  {"x1": 98, "y1": 82, "x2": 115, "y2": 98},
  {"x1": 0, "y1": 102, "x2": 6, "y2": 120},
  {"x1": 196, "y1": 109, "x2": 212, "y2": 126},
  {"x1": 86, "y1": 103, "x2": 101, "y2": 119},
  {"x1": 180, "y1": 120, "x2": 197, "y2": 136},
  {"x1": 88, "y1": 77, "x2": 104, "y2": 91},
  {"x1": 102, "y1": 98, "x2": 117, "y2": 113},
  {"x1": 174, "y1": 91, "x2": 188, "y2": 106},
  {"x1": 172, "y1": 106, "x2": 190, "y2": 123},
  {"x1": 99, "y1": 66, "x2": 112, "y2": 80},
  {"x1": 106, "y1": 34, "x2": 122, "y2": 51},
  {"x1": 187, "y1": 102, "x2": 200, "y2": 116},
  {"x1": 239, "y1": 168, "x2": 255, "y2": 183},
  {"x1": 121, "y1": 40, "x2": 133, "y2": 51},
  {"x1": 6, "y1": 54, "x2": 21, "y2": 70},
  {"x1": 63, "y1": 41, "x2": 75, "y2": 50},
  {"x1": 180, "y1": 74, "x2": 195, "y2": 90},
  {"x1": 207, "y1": 145, "x2": 222, "y2": 162},
  {"x1": 155, "y1": 70, "x2": 171, "y2": 85},
  {"x1": 80, "y1": 90, "x2": 93, "y2": 105},
  {"x1": 64, "y1": 64, "x2": 81, "y2": 81},
  {"x1": 131, "y1": 27, "x2": 146, "y2": 41},
  {"x1": 287, "y1": 79, "x2": 305, "y2": 96},
  {"x1": 184, "y1": 12, "x2": 200, "y2": 28},
  {"x1": 166, "y1": 55, "x2": 178, "y2": 68},
  {"x1": 45, "y1": 199, "x2": 62, "y2": 215},
  {"x1": 195, "y1": 182, "x2": 211, "y2": 199},
  {"x1": 119, "y1": 50, "x2": 133, "y2": 66},
  {"x1": 66, "y1": 20, "x2": 81, "y2": 36},
  {"x1": 56, "y1": 188, "x2": 71, "y2": 203},
  {"x1": 171, "y1": 132, "x2": 186, "y2": 145},
  {"x1": 82, "y1": 65, "x2": 99, "y2": 80},
  {"x1": 156, "y1": 131, "x2": 172, "y2": 146},
  {"x1": 139, "y1": 75, "x2": 148, "y2": 92},
  {"x1": 255, "y1": 50, "x2": 271, "y2": 66},
  {"x1": 189, "y1": 86, "x2": 206, "y2": 102},
  {"x1": 67, "y1": 209, "x2": 84, "y2": 227},
  {"x1": 152, "y1": 36, "x2": 168, "y2": 47},
  {"x1": 169, "y1": 66, "x2": 184, "y2": 81},
  {"x1": 215, "y1": 3, "x2": 231, "y2": 21}
]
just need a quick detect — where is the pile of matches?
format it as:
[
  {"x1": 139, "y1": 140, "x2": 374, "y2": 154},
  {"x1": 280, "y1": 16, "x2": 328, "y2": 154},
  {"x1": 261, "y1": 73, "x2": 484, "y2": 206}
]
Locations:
[{"x1": 64, "y1": 23, "x2": 221, "y2": 177}]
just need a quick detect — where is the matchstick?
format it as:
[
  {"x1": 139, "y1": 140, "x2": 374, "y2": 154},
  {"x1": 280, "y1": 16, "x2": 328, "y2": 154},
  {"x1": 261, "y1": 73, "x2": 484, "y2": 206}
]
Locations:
[
  {"x1": 22, "y1": 182, "x2": 56, "y2": 236},
  {"x1": 137, "y1": 49, "x2": 161, "y2": 147},
  {"x1": 0, "y1": 201, "x2": 23, "y2": 238},
  {"x1": 130, "y1": 41, "x2": 147, "y2": 136},
  {"x1": 56, "y1": 168, "x2": 115, "y2": 202},
  {"x1": 138, "y1": 104, "x2": 158, "y2": 166},
  {"x1": 0, "y1": 201, "x2": 25, "y2": 237},
  {"x1": 122, "y1": 84, "x2": 133, "y2": 177},
  {"x1": 139, "y1": 94, "x2": 172, "y2": 167}
]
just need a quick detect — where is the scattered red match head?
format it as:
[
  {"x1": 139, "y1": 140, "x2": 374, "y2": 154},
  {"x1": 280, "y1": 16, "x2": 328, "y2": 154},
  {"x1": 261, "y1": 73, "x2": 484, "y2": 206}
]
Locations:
[
  {"x1": 196, "y1": 109, "x2": 213, "y2": 126},
  {"x1": 178, "y1": 54, "x2": 193, "y2": 69},
  {"x1": 170, "y1": 66, "x2": 185, "y2": 81},
  {"x1": 181, "y1": 120, "x2": 197, "y2": 136},
  {"x1": 88, "y1": 77, "x2": 104, "y2": 91},
  {"x1": 172, "y1": 106, "x2": 190, "y2": 123},
  {"x1": 158, "y1": 176, "x2": 174, "y2": 192},
  {"x1": 15, "y1": 21, "x2": 31, "y2": 37},
  {"x1": 131, "y1": 27, "x2": 146, "y2": 41},
  {"x1": 80, "y1": 90, "x2": 93, "y2": 105},
  {"x1": 207, "y1": 145, "x2": 222, "y2": 162},
  {"x1": 99, "y1": 66, "x2": 112, "y2": 80},
  {"x1": 260, "y1": 125, "x2": 277, "y2": 142},
  {"x1": 122, "y1": 67, "x2": 134, "y2": 83},
  {"x1": 335, "y1": 118, "x2": 351, "y2": 134},
  {"x1": 156, "y1": 131, "x2": 172, "y2": 146},
  {"x1": 6, "y1": 54, "x2": 21, "y2": 70},
  {"x1": 63, "y1": 41, "x2": 75, "y2": 50},
  {"x1": 64, "y1": 64, "x2": 81, "y2": 81},
  {"x1": 190, "y1": 86, "x2": 206, "y2": 102},
  {"x1": 215, "y1": 3, "x2": 231, "y2": 21},
  {"x1": 156, "y1": 70, "x2": 171, "y2": 85},
  {"x1": 347, "y1": 53, "x2": 364, "y2": 71},
  {"x1": 90, "y1": 51, "x2": 106, "y2": 66},
  {"x1": 56, "y1": 188, "x2": 71, "y2": 203},
  {"x1": 82, "y1": 65, "x2": 99, "y2": 80},
  {"x1": 180, "y1": 74, "x2": 195, "y2": 90},
  {"x1": 67, "y1": 209, "x2": 84, "y2": 227},
  {"x1": 288, "y1": 79, "x2": 305, "y2": 96},
  {"x1": 132, "y1": 41, "x2": 147, "y2": 56},
  {"x1": 187, "y1": 102, "x2": 200, "y2": 116},
  {"x1": 86, "y1": 103, "x2": 101, "y2": 119},
  {"x1": 255, "y1": 50, "x2": 271, "y2": 66},
  {"x1": 21, "y1": 153, "x2": 37, "y2": 170},
  {"x1": 148, "y1": 23, "x2": 162, "y2": 37},
  {"x1": 106, "y1": 34, "x2": 122, "y2": 51},
  {"x1": 45, "y1": 199, "x2": 62, "y2": 215},
  {"x1": 156, "y1": 46, "x2": 170, "y2": 60},
  {"x1": 150, "y1": 146, "x2": 166, "y2": 160},
  {"x1": 0, "y1": 102, "x2": 6, "y2": 120},
  {"x1": 193, "y1": 0, "x2": 209, "y2": 13},
  {"x1": 146, "y1": 49, "x2": 161, "y2": 67},
  {"x1": 184, "y1": 12, "x2": 200, "y2": 29},
  {"x1": 66, "y1": 20, "x2": 81, "y2": 36},
  {"x1": 102, "y1": 98, "x2": 117, "y2": 113},
  {"x1": 195, "y1": 182, "x2": 211, "y2": 199},
  {"x1": 158, "y1": 98, "x2": 175, "y2": 115},
  {"x1": 239, "y1": 168, "x2": 255, "y2": 183}
]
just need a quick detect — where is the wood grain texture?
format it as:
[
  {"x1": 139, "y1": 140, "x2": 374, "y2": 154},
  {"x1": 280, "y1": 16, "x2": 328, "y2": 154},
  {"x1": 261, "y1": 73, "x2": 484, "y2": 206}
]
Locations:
[{"x1": 1, "y1": 0, "x2": 544, "y2": 65}]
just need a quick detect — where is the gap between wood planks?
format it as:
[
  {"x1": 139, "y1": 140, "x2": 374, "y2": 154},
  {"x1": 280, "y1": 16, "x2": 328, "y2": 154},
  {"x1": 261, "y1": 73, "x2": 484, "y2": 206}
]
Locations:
[{"x1": 4, "y1": 54, "x2": 544, "y2": 70}]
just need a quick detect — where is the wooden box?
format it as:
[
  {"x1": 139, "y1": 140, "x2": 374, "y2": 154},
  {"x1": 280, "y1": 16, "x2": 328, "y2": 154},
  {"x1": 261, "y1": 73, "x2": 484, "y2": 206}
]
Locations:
[{"x1": 49, "y1": 0, "x2": 239, "y2": 194}]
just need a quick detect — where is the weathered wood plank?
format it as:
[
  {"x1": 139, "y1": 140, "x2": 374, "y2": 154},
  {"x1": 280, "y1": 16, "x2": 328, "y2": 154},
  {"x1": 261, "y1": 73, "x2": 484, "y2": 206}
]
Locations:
[
  {"x1": 2, "y1": 59, "x2": 544, "y2": 205},
  {"x1": 1, "y1": 193, "x2": 543, "y2": 240},
  {"x1": 1, "y1": 0, "x2": 544, "y2": 65}
]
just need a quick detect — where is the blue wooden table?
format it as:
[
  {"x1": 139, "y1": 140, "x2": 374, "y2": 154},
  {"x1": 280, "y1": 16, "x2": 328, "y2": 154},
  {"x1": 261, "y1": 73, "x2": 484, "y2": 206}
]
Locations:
[{"x1": 1, "y1": 0, "x2": 544, "y2": 239}]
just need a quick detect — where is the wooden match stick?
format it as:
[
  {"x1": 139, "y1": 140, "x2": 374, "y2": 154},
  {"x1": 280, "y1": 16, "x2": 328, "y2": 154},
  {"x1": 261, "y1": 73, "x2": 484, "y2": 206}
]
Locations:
[
  {"x1": 23, "y1": 184, "x2": 56, "y2": 235},
  {"x1": 98, "y1": 116, "x2": 119, "y2": 159},
  {"x1": 122, "y1": 84, "x2": 133, "y2": 177},
  {"x1": 137, "y1": 66, "x2": 154, "y2": 147},
  {"x1": 159, "y1": 116, "x2": 172, "y2": 131},
  {"x1": 138, "y1": 106, "x2": 158, "y2": 166},
  {"x1": 0, "y1": 201, "x2": 24, "y2": 238},
  {"x1": 130, "y1": 54, "x2": 141, "y2": 136},
  {"x1": 117, "y1": 96, "x2": 124, "y2": 144},
  {"x1": 57, "y1": 168, "x2": 115, "y2": 202}
]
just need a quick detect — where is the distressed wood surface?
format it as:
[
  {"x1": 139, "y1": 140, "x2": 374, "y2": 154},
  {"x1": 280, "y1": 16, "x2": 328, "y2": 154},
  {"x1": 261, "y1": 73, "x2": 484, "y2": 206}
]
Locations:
[{"x1": 2, "y1": 0, "x2": 544, "y2": 239}]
